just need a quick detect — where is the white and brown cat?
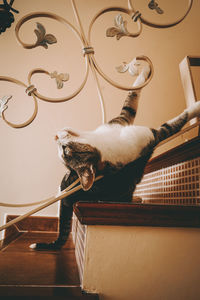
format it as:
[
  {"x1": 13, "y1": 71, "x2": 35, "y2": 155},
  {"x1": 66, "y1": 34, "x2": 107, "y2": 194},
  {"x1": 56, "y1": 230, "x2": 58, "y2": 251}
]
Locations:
[{"x1": 30, "y1": 90, "x2": 200, "y2": 250}]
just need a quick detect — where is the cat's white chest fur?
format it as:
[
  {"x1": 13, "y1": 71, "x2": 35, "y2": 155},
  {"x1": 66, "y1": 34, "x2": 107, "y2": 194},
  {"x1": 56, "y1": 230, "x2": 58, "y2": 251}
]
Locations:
[{"x1": 82, "y1": 124, "x2": 154, "y2": 165}]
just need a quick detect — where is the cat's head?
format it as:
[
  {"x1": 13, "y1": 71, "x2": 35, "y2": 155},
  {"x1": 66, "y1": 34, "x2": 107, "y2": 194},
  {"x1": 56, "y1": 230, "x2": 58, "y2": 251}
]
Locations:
[{"x1": 55, "y1": 128, "x2": 102, "y2": 191}]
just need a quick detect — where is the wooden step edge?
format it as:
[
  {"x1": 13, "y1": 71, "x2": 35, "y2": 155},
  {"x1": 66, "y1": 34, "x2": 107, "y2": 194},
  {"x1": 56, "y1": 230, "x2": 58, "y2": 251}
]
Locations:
[
  {"x1": 0, "y1": 285, "x2": 99, "y2": 299},
  {"x1": 0, "y1": 296, "x2": 99, "y2": 300},
  {"x1": 74, "y1": 201, "x2": 200, "y2": 228},
  {"x1": 0, "y1": 285, "x2": 81, "y2": 296}
]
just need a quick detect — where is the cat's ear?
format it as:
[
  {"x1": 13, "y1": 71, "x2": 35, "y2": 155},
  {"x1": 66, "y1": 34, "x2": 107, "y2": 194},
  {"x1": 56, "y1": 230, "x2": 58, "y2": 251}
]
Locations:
[{"x1": 76, "y1": 165, "x2": 95, "y2": 191}]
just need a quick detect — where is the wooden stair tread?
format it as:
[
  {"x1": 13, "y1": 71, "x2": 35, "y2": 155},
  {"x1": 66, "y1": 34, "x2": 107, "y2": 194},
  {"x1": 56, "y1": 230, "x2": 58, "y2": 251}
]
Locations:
[
  {"x1": 0, "y1": 232, "x2": 99, "y2": 298},
  {"x1": 0, "y1": 232, "x2": 80, "y2": 286}
]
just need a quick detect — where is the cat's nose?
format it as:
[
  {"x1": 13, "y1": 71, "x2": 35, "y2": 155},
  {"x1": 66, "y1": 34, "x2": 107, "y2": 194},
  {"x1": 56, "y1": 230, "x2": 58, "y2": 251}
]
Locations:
[{"x1": 55, "y1": 135, "x2": 59, "y2": 141}]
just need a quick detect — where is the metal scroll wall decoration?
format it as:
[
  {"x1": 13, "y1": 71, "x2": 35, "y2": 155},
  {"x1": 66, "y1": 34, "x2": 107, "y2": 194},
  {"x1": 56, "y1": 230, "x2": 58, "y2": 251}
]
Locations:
[{"x1": 0, "y1": 0, "x2": 193, "y2": 128}]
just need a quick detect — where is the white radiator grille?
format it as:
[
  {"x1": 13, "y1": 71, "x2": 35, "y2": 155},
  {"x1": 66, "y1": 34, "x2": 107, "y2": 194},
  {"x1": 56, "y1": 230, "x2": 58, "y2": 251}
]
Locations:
[
  {"x1": 72, "y1": 213, "x2": 86, "y2": 284},
  {"x1": 134, "y1": 157, "x2": 200, "y2": 205}
]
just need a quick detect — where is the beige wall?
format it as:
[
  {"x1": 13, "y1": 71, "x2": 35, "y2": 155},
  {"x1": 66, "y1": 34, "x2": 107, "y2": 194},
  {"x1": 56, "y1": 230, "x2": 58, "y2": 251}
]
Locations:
[
  {"x1": 1, "y1": 0, "x2": 200, "y2": 236},
  {"x1": 83, "y1": 225, "x2": 200, "y2": 300}
]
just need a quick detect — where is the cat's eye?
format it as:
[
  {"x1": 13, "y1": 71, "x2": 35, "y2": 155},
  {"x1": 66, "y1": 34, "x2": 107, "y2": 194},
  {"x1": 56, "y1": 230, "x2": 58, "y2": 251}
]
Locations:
[{"x1": 63, "y1": 145, "x2": 71, "y2": 156}]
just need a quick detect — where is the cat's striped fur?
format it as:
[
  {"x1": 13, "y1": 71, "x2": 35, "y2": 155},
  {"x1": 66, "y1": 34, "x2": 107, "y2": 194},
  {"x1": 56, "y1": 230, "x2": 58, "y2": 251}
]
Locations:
[
  {"x1": 108, "y1": 91, "x2": 139, "y2": 125},
  {"x1": 30, "y1": 91, "x2": 200, "y2": 250}
]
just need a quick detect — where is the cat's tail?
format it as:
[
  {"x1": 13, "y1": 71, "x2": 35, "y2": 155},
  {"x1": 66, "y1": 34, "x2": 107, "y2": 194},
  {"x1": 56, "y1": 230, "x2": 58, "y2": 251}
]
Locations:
[
  {"x1": 108, "y1": 91, "x2": 140, "y2": 126},
  {"x1": 154, "y1": 101, "x2": 200, "y2": 145}
]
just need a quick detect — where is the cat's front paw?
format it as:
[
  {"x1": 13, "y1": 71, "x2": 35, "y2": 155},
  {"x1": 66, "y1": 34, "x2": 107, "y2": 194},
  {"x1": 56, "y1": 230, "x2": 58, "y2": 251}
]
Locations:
[
  {"x1": 187, "y1": 101, "x2": 200, "y2": 120},
  {"x1": 29, "y1": 241, "x2": 63, "y2": 251}
]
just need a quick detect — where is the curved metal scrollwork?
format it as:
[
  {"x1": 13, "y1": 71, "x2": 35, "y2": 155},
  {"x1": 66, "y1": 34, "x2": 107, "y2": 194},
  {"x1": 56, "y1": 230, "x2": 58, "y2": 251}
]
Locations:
[
  {"x1": 15, "y1": 12, "x2": 90, "y2": 103},
  {"x1": 0, "y1": 0, "x2": 193, "y2": 128},
  {"x1": 0, "y1": 76, "x2": 38, "y2": 128}
]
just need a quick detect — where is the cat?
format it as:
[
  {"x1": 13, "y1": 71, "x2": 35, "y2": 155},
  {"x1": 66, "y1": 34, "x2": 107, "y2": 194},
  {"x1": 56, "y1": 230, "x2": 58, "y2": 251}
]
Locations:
[{"x1": 30, "y1": 90, "x2": 200, "y2": 250}]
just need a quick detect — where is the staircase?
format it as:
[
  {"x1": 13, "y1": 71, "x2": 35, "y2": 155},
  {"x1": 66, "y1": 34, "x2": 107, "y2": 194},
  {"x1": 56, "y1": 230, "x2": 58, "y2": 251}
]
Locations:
[{"x1": 0, "y1": 231, "x2": 99, "y2": 299}]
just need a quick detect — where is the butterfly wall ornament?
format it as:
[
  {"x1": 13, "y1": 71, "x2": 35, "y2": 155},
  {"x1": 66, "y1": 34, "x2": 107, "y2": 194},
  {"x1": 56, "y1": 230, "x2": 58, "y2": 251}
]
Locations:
[
  {"x1": 34, "y1": 22, "x2": 57, "y2": 49},
  {"x1": 106, "y1": 14, "x2": 131, "y2": 40},
  {"x1": 148, "y1": 0, "x2": 164, "y2": 14},
  {"x1": 0, "y1": 95, "x2": 12, "y2": 117},
  {"x1": 50, "y1": 71, "x2": 70, "y2": 89},
  {"x1": 116, "y1": 58, "x2": 141, "y2": 76}
]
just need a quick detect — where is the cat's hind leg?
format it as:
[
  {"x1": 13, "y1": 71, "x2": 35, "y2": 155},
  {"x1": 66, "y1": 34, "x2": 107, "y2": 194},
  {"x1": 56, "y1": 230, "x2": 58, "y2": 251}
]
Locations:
[
  {"x1": 30, "y1": 201, "x2": 73, "y2": 250},
  {"x1": 29, "y1": 171, "x2": 78, "y2": 251},
  {"x1": 154, "y1": 101, "x2": 200, "y2": 145}
]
